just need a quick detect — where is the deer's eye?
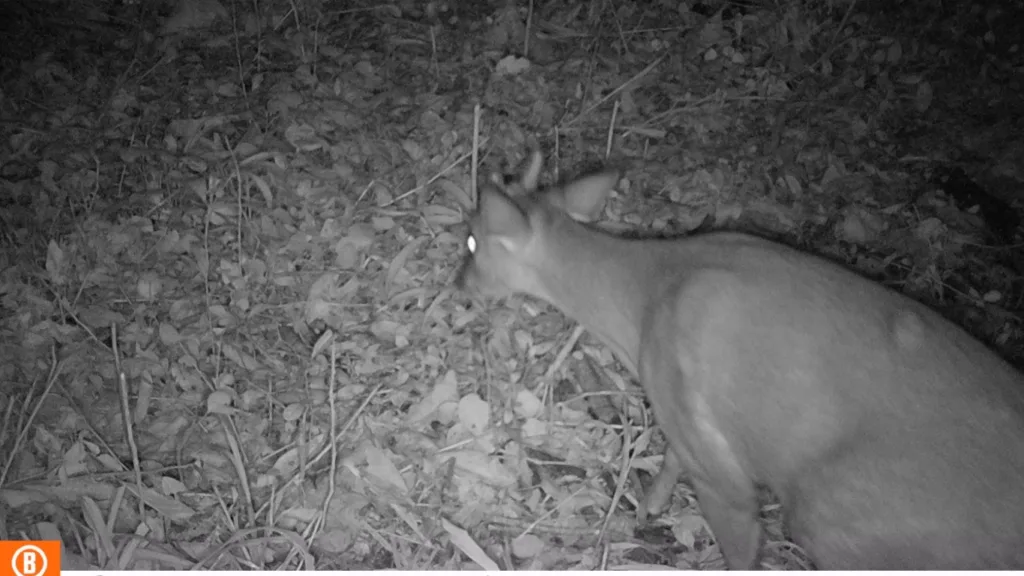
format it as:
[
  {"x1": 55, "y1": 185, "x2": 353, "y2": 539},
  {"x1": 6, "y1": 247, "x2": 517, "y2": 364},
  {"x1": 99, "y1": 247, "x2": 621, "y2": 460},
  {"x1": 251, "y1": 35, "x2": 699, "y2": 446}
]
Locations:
[{"x1": 466, "y1": 235, "x2": 477, "y2": 253}]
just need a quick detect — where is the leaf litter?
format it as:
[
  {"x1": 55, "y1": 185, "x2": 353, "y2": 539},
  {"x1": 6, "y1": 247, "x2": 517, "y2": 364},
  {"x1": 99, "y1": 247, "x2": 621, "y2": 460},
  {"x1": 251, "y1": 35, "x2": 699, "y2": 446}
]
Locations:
[{"x1": 0, "y1": 0, "x2": 1022, "y2": 571}]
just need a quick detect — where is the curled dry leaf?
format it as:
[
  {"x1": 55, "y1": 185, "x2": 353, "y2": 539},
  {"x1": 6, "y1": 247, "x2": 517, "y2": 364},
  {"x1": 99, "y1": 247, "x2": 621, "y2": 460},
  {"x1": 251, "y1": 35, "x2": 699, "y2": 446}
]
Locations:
[
  {"x1": 441, "y1": 517, "x2": 500, "y2": 570},
  {"x1": 457, "y1": 393, "x2": 490, "y2": 436},
  {"x1": 364, "y1": 444, "x2": 408, "y2": 494},
  {"x1": 137, "y1": 273, "x2": 162, "y2": 301},
  {"x1": 511, "y1": 534, "x2": 545, "y2": 559},
  {"x1": 406, "y1": 369, "x2": 459, "y2": 425},
  {"x1": 514, "y1": 389, "x2": 543, "y2": 419},
  {"x1": 206, "y1": 390, "x2": 234, "y2": 414}
]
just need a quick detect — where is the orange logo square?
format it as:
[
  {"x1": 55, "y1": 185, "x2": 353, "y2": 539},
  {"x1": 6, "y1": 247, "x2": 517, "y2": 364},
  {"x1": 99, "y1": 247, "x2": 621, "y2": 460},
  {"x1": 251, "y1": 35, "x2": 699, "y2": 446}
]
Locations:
[{"x1": 0, "y1": 541, "x2": 61, "y2": 576}]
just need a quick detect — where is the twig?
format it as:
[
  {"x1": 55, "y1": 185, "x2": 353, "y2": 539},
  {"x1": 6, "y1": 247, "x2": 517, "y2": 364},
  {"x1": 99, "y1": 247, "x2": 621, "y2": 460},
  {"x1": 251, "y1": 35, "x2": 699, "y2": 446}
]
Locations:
[
  {"x1": 524, "y1": 0, "x2": 534, "y2": 58},
  {"x1": 472, "y1": 104, "x2": 482, "y2": 207},
  {"x1": 0, "y1": 345, "x2": 63, "y2": 487},
  {"x1": 113, "y1": 323, "x2": 146, "y2": 521}
]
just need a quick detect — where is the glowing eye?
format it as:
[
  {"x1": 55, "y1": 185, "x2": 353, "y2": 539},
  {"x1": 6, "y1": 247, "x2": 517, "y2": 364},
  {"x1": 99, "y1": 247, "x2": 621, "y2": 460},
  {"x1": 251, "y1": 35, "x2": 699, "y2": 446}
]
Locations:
[{"x1": 466, "y1": 235, "x2": 477, "y2": 253}]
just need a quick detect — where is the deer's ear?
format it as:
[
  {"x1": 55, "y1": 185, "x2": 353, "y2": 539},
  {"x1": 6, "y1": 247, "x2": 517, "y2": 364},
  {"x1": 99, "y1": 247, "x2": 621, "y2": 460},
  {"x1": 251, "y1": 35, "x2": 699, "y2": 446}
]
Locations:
[
  {"x1": 547, "y1": 171, "x2": 618, "y2": 223},
  {"x1": 477, "y1": 184, "x2": 532, "y2": 250},
  {"x1": 520, "y1": 149, "x2": 543, "y2": 192}
]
